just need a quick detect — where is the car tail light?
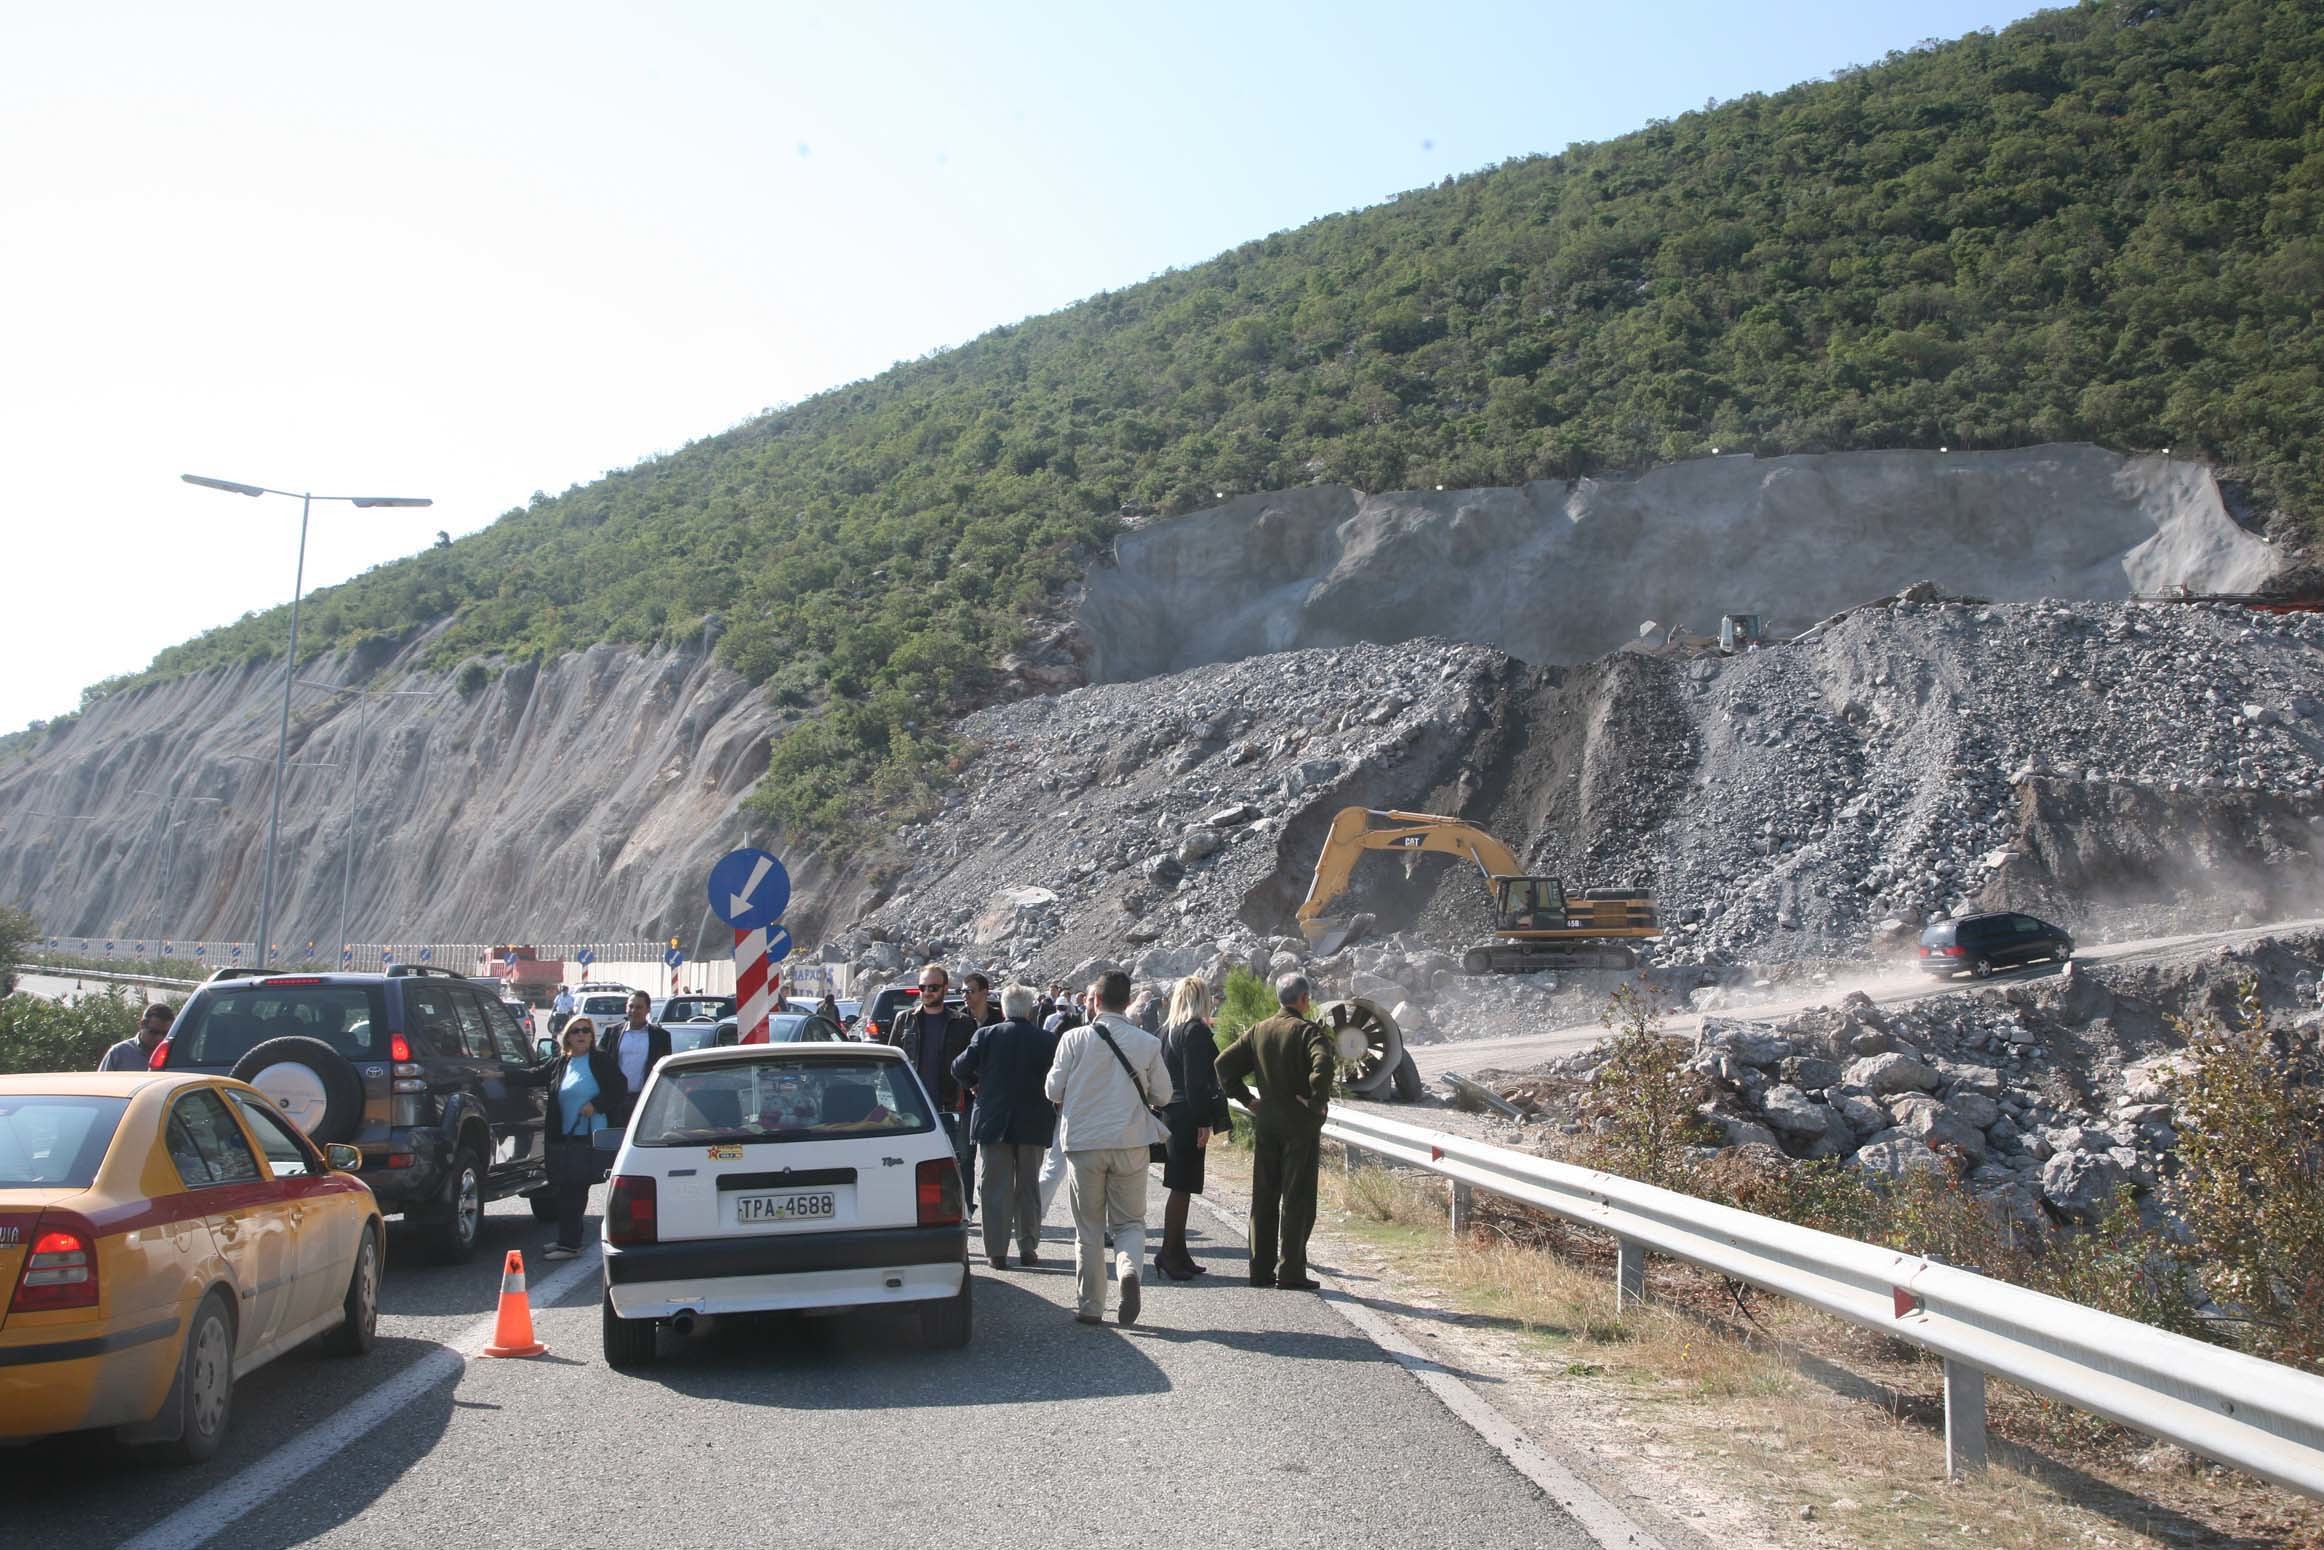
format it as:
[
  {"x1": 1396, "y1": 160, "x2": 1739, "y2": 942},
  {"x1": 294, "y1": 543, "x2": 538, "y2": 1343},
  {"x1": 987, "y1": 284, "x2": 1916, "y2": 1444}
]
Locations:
[
  {"x1": 11, "y1": 1215, "x2": 98, "y2": 1313},
  {"x1": 262, "y1": 976, "x2": 324, "y2": 985},
  {"x1": 147, "y1": 1037, "x2": 172, "y2": 1070},
  {"x1": 389, "y1": 1033, "x2": 412, "y2": 1062},
  {"x1": 608, "y1": 1175, "x2": 658, "y2": 1245},
  {"x1": 916, "y1": 1158, "x2": 963, "y2": 1227},
  {"x1": 1941, "y1": 946, "x2": 1965, "y2": 958}
]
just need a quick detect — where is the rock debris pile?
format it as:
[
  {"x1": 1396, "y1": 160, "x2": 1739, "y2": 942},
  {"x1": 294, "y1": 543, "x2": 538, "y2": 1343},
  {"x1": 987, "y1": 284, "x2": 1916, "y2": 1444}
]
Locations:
[
  {"x1": 829, "y1": 590, "x2": 2324, "y2": 1032},
  {"x1": 1516, "y1": 933, "x2": 2324, "y2": 1230}
]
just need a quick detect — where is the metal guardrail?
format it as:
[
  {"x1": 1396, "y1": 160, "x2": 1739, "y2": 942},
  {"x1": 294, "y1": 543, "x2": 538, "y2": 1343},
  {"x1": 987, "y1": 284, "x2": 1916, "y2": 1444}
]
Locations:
[
  {"x1": 1321, "y1": 1102, "x2": 2324, "y2": 1499},
  {"x1": 12, "y1": 964, "x2": 203, "y2": 991}
]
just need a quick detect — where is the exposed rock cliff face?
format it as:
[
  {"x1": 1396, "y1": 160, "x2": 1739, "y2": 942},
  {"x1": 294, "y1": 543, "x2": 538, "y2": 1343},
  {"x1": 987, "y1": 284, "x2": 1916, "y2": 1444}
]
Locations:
[
  {"x1": 1078, "y1": 445, "x2": 2278, "y2": 682},
  {"x1": 0, "y1": 633, "x2": 787, "y2": 951}
]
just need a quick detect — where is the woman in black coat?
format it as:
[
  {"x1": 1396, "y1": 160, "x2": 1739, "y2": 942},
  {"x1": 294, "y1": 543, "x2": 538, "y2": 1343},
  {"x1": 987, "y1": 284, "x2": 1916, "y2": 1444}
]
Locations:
[
  {"x1": 520, "y1": 1017, "x2": 627, "y2": 1259},
  {"x1": 1155, "y1": 976, "x2": 1234, "y2": 1280}
]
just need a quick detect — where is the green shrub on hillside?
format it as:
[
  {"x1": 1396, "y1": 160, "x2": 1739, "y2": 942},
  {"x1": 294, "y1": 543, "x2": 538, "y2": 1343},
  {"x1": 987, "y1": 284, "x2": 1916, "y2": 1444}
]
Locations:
[{"x1": 68, "y1": 1, "x2": 2324, "y2": 836}]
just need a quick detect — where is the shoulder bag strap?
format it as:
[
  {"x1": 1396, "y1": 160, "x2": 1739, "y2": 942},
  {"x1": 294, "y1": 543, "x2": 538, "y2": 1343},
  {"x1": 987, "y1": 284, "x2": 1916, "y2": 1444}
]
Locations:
[{"x1": 1091, "y1": 1023, "x2": 1160, "y2": 1114}]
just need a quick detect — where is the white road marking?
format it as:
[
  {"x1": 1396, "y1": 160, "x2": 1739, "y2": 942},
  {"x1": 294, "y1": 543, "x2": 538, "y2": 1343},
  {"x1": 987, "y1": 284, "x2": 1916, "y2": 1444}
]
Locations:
[{"x1": 117, "y1": 1247, "x2": 602, "y2": 1550}]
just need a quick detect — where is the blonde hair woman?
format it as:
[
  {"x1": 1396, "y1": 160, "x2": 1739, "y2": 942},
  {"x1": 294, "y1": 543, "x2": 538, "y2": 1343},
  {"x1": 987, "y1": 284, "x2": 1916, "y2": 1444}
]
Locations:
[
  {"x1": 519, "y1": 1016, "x2": 626, "y2": 1259},
  {"x1": 1154, "y1": 975, "x2": 1232, "y2": 1280}
]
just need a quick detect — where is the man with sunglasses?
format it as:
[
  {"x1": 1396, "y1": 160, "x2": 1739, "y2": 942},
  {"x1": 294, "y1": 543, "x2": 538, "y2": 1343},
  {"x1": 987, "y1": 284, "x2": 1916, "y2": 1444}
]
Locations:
[
  {"x1": 890, "y1": 964, "x2": 979, "y2": 1208},
  {"x1": 100, "y1": 1003, "x2": 177, "y2": 1070}
]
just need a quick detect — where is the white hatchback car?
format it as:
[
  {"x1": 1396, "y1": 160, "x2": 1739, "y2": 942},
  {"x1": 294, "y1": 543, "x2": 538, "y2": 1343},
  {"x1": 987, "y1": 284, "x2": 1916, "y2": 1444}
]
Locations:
[{"x1": 598, "y1": 1042, "x2": 970, "y2": 1367}]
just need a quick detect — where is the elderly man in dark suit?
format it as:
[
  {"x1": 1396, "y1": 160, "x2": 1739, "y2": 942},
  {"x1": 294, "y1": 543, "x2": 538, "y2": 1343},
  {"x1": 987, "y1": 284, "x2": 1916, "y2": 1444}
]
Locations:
[{"x1": 951, "y1": 982, "x2": 1062, "y2": 1269}]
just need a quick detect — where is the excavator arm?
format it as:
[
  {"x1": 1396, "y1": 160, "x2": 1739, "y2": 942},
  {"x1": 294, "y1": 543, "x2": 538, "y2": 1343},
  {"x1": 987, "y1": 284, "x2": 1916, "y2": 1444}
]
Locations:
[{"x1": 1297, "y1": 807, "x2": 1525, "y2": 946}]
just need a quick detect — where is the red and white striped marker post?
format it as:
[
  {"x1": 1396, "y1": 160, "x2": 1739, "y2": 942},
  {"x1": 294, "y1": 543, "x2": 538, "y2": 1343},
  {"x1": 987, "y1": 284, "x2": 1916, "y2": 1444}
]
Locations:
[{"x1": 736, "y1": 928, "x2": 774, "y2": 1044}]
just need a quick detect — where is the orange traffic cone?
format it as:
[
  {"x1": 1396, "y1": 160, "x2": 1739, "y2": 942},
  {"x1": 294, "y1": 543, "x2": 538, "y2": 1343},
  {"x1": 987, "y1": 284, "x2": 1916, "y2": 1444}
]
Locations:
[{"x1": 480, "y1": 1249, "x2": 548, "y2": 1358}]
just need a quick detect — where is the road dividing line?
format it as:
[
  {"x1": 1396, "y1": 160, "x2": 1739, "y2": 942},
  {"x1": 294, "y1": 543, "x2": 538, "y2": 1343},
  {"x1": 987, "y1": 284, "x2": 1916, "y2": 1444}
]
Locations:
[{"x1": 118, "y1": 1247, "x2": 602, "y2": 1550}]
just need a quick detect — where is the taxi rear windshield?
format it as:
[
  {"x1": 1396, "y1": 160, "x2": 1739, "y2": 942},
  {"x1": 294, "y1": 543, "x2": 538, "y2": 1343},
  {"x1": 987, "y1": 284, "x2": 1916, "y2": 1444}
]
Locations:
[
  {"x1": 633, "y1": 1058, "x2": 934, "y2": 1146},
  {"x1": 174, "y1": 985, "x2": 386, "y2": 1066},
  {"x1": 0, "y1": 1096, "x2": 129, "y2": 1188}
]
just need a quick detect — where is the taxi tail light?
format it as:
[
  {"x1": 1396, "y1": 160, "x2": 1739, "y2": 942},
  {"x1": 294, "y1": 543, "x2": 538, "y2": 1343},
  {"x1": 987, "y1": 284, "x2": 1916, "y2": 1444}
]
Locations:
[
  {"x1": 608, "y1": 1175, "x2": 657, "y2": 1245},
  {"x1": 147, "y1": 1037, "x2": 172, "y2": 1071},
  {"x1": 916, "y1": 1158, "x2": 963, "y2": 1227},
  {"x1": 10, "y1": 1212, "x2": 99, "y2": 1313}
]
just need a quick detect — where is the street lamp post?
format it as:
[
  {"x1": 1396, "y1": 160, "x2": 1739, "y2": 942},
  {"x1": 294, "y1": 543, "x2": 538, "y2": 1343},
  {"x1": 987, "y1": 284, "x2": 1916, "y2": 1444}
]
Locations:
[{"x1": 182, "y1": 475, "x2": 429, "y2": 964}]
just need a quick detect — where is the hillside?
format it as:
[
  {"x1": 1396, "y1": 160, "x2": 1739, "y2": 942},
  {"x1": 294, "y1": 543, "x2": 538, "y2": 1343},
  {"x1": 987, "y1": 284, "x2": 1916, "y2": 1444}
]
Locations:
[{"x1": 54, "y1": 0, "x2": 2324, "y2": 835}]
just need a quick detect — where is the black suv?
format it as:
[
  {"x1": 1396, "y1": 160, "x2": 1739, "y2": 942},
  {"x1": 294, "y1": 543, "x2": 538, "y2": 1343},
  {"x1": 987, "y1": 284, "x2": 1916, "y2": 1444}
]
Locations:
[
  {"x1": 1916, "y1": 912, "x2": 2074, "y2": 979},
  {"x1": 155, "y1": 965, "x2": 548, "y2": 1262}
]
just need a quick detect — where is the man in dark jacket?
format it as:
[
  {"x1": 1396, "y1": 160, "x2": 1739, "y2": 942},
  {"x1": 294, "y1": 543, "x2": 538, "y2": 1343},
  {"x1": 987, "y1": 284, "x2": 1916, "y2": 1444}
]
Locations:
[
  {"x1": 891, "y1": 964, "x2": 978, "y2": 1205},
  {"x1": 1215, "y1": 972, "x2": 1335, "y2": 1291},
  {"x1": 607, "y1": 990, "x2": 672, "y2": 1124},
  {"x1": 951, "y1": 983, "x2": 1061, "y2": 1267}
]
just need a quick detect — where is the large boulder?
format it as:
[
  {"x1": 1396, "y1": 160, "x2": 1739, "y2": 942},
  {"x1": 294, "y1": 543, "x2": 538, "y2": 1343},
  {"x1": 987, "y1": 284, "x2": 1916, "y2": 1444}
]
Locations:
[
  {"x1": 1778, "y1": 1055, "x2": 1844, "y2": 1091},
  {"x1": 1698, "y1": 1018, "x2": 1794, "y2": 1068},
  {"x1": 969, "y1": 886, "x2": 1058, "y2": 947},
  {"x1": 1176, "y1": 828, "x2": 1225, "y2": 864},
  {"x1": 1132, "y1": 944, "x2": 1203, "y2": 983},
  {"x1": 1940, "y1": 1091, "x2": 2001, "y2": 1131},
  {"x1": 1757, "y1": 1084, "x2": 1830, "y2": 1138},
  {"x1": 2041, "y1": 1151, "x2": 2129, "y2": 1223},
  {"x1": 1842, "y1": 1052, "x2": 1941, "y2": 1096},
  {"x1": 1854, "y1": 1135, "x2": 1950, "y2": 1178},
  {"x1": 1889, "y1": 1096, "x2": 1988, "y2": 1164},
  {"x1": 1834, "y1": 1092, "x2": 1890, "y2": 1135}
]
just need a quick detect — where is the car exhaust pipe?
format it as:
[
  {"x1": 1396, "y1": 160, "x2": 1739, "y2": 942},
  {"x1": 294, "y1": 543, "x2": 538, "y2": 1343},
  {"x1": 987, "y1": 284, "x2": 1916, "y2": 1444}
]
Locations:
[{"x1": 669, "y1": 1311, "x2": 698, "y2": 1335}]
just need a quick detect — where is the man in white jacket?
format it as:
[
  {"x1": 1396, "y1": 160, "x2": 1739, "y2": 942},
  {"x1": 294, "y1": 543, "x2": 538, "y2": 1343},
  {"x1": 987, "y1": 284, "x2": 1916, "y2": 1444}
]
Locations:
[{"x1": 1045, "y1": 969, "x2": 1174, "y2": 1326}]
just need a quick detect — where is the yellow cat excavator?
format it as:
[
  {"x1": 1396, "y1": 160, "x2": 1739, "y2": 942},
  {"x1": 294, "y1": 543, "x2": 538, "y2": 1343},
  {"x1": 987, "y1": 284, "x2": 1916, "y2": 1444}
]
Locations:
[{"x1": 1297, "y1": 807, "x2": 1661, "y2": 973}]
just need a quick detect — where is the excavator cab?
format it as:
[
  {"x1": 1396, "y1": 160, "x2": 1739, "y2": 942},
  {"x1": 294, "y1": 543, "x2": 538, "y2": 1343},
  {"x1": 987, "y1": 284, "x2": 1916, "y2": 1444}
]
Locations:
[{"x1": 1494, "y1": 877, "x2": 1570, "y2": 932}]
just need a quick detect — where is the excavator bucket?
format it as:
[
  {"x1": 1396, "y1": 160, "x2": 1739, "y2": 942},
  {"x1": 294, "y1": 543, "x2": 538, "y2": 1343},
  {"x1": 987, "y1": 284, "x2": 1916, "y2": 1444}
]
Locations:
[{"x1": 1304, "y1": 918, "x2": 1355, "y2": 957}]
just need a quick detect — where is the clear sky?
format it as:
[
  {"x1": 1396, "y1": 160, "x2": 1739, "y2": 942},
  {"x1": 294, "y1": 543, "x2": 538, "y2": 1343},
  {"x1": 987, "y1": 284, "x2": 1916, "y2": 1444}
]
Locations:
[{"x1": 0, "y1": 0, "x2": 2052, "y2": 730}]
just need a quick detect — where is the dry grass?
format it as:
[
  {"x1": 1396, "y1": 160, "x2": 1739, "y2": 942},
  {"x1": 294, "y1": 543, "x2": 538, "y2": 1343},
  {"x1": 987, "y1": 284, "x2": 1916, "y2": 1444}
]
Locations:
[{"x1": 1227, "y1": 1143, "x2": 2324, "y2": 1550}]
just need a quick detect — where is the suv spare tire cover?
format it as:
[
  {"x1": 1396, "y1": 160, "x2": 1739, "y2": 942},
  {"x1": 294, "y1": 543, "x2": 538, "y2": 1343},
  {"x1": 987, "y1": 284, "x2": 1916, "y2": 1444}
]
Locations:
[{"x1": 230, "y1": 1036, "x2": 365, "y2": 1144}]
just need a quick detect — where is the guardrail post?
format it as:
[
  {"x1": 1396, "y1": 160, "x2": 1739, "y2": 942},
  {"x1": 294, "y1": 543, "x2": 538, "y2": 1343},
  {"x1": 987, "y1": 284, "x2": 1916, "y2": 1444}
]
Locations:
[
  {"x1": 1343, "y1": 1144, "x2": 1366, "y2": 1173},
  {"x1": 1945, "y1": 1360, "x2": 1988, "y2": 1479},
  {"x1": 1615, "y1": 1237, "x2": 1647, "y2": 1312},
  {"x1": 1449, "y1": 1179, "x2": 1473, "y2": 1236}
]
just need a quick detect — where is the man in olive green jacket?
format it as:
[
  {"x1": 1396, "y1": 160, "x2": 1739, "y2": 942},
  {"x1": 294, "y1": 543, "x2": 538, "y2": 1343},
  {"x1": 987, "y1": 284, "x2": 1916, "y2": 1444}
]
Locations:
[{"x1": 1215, "y1": 972, "x2": 1335, "y2": 1291}]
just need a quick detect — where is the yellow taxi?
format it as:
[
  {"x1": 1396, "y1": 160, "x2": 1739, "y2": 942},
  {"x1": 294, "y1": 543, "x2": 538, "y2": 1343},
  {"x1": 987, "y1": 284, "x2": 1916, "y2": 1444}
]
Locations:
[{"x1": 0, "y1": 1072, "x2": 384, "y2": 1462}]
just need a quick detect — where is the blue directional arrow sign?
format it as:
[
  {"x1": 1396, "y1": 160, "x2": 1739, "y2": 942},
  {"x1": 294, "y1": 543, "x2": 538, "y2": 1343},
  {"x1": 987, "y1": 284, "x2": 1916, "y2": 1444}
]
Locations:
[
  {"x1": 763, "y1": 925, "x2": 794, "y2": 965},
  {"x1": 663, "y1": 947, "x2": 685, "y2": 970},
  {"x1": 708, "y1": 847, "x2": 791, "y2": 932},
  {"x1": 575, "y1": 947, "x2": 596, "y2": 968}
]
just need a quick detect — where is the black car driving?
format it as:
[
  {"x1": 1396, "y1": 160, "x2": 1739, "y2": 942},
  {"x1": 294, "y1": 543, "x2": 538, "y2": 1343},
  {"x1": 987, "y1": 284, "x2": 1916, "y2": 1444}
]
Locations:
[{"x1": 1916, "y1": 912, "x2": 2074, "y2": 978}]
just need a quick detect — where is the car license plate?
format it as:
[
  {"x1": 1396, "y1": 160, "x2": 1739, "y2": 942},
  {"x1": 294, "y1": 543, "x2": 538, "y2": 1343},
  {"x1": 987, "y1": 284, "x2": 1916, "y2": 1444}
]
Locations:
[{"x1": 735, "y1": 1190, "x2": 838, "y2": 1224}]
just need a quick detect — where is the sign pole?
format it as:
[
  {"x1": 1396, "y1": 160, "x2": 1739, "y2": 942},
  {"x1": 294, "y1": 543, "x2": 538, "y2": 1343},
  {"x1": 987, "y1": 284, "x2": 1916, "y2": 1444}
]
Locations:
[{"x1": 735, "y1": 927, "x2": 772, "y2": 1044}]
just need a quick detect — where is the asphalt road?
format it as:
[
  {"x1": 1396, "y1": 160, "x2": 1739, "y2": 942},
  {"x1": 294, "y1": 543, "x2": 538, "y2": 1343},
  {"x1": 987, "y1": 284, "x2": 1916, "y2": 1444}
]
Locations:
[
  {"x1": 1408, "y1": 915, "x2": 2324, "y2": 1081},
  {"x1": 1, "y1": 1186, "x2": 1599, "y2": 1550}
]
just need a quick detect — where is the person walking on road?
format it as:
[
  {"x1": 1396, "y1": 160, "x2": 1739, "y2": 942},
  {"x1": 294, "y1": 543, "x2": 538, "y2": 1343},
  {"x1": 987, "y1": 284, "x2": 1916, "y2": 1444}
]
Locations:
[
  {"x1": 608, "y1": 990, "x2": 671, "y2": 1123},
  {"x1": 1045, "y1": 969, "x2": 1173, "y2": 1326},
  {"x1": 891, "y1": 965, "x2": 978, "y2": 1207},
  {"x1": 520, "y1": 1017, "x2": 626, "y2": 1260},
  {"x1": 951, "y1": 983, "x2": 1061, "y2": 1268},
  {"x1": 549, "y1": 984, "x2": 575, "y2": 1037},
  {"x1": 1215, "y1": 972, "x2": 1334, "y2": 1291},
  {"x1": 1155, "y1": 976, "x2": 1233, "y2": 1281},
  {"x1": 99, "y1": 1003, "x2": 175, "y2": 1070}
]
